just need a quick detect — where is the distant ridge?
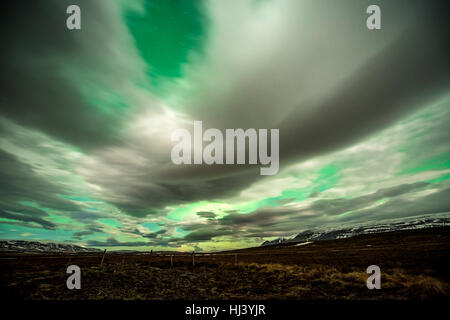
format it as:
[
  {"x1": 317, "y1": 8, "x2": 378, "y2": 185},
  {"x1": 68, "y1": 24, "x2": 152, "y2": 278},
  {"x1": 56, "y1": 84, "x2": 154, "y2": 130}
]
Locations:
[
  {"x1": 261, "y1": 213, "x2": 449, "y2": 247},
  {"x1": 0, "y1": 240, "x2": 101, "y2": 253}
]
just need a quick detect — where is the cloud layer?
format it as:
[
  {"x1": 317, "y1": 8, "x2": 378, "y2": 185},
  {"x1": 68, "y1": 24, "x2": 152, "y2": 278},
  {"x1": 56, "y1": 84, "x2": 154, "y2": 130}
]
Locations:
[{"x1": 0, "y1": 0, "x2": 449, "y2": 251}]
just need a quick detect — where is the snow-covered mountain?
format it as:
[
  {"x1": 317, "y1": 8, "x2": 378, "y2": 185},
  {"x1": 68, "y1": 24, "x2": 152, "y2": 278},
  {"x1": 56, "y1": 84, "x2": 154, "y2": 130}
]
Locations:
[
  {"x1": 0, "y1": 240, "x2": 101, "y2": 253},
  {"x1": 260, "y1": 213, "x2": 449, "y2": 246}
]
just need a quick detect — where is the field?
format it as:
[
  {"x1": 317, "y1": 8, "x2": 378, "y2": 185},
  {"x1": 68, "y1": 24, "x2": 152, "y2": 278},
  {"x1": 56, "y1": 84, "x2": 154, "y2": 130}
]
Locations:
[{"x1": 1, "y1": 227, "x2": 449, "y2": 300}]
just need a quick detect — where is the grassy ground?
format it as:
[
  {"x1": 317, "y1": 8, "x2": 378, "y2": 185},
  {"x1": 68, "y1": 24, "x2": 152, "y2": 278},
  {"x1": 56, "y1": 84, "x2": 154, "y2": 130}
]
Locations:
[{"x1": 1, "y1": 227, "x2": 449, "y2": 300}]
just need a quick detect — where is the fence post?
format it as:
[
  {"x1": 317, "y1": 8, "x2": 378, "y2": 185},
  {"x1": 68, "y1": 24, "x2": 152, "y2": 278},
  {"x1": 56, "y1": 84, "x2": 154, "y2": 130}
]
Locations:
[
  {"x1": 192, "y1": 254, "x2": 195, "y2": 267},
  {"x1": 170, "y1": 255, "x2": 173, "y2": 267},
  {"x1": 235, "y1": 253, "x2": 237, "y2": 265},
  {"x1": 100, "y1": 249, "x2": 107, "y2": 266}
]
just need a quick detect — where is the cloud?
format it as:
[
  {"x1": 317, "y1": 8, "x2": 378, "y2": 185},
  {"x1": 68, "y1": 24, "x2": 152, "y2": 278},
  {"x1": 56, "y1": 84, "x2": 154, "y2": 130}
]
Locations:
[
  {"x1": 0, "y1": 0, "x2": 150, "y2": 150},
  {"x1": 142, "y1": 229, "x2": 167, "y2": 239},
  {"x1": 0, "y1": 209, "x2": 55, "y2": 230},
  {"x1": 196, "y1": 211, "x2": 217, "y2": 220},
  {"x1": 0, "y1": 149, "x2": 81, "y2": 228},
  {"x1": 86, "y1": 237, "x2": 151, "y2": 248},
  {"x1": 340, "y1": 188, "x2": 450, "y2": 223},
  {"x1": 86, "y1": 235, "x2": 187, "y2": 248},
  {"x1": 310, "y1": 182, "x2": 430, "y2": 216},
  {"x1": 1, "y1": 0, "x2": 449, "y2": 250},
  {"x1": 176, "y1": 181, "x2": 446, "y2": 241},
  {"x1": 183, "y1": 227, "x2": 233, "y2": 242},
  {"x1": 72, "y1": 226, "x2": 103, "y2": 240},
  {"x1": 73, "y1": 0, "x2": 449, "y2": 214}
]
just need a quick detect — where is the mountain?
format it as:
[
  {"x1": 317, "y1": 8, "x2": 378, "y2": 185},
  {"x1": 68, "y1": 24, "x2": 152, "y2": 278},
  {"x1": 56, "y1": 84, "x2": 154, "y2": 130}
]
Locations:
[
  {"x1": 261, "y1": 238, "x2": 285, "y2": 246},
  {"x1": 260, "y1": 213, "x2": 449, "y2": 246},
  {"x1": 0, "y1": 240, "x2": 101, "y2": 253}
]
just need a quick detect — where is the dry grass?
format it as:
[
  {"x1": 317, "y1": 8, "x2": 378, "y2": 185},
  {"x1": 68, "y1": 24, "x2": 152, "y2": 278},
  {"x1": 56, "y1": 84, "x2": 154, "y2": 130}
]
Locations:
[{"x1": 1, "y1": 227, "x2": 449, "y2": 300}]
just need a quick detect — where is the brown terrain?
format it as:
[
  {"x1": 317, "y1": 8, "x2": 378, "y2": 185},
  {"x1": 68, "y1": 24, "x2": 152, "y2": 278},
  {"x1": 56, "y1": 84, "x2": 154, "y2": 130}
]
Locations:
[{"x1": 0, "y1": 227, "x2": 449, "y2": 300}]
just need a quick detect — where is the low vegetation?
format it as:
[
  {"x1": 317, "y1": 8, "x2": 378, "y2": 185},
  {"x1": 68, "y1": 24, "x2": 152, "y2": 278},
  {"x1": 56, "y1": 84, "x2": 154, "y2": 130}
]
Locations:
[{"x1": 1, "y1": 227, "x2": 449, "y2": 300}]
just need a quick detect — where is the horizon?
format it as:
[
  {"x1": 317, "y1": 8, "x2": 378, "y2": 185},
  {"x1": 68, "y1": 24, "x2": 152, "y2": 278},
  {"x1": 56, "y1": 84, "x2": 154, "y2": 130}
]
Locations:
[
  {"x1": 2, "y1": 211, "x2": 449, "y2": 252},
  {"x1": 1, "y1": 0, "x2": 449, "y2": 253}
]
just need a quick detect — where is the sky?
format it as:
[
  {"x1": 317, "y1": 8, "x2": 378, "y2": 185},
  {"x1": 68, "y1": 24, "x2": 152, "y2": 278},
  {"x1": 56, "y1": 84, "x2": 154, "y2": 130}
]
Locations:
[{"x1": 0, "y1": 0, "x2": 449, "y2": 251}]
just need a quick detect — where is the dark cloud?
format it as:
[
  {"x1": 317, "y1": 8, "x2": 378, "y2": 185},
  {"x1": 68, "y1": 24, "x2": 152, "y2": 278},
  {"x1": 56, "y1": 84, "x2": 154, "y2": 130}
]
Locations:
[
  {"x1": 142, "y1": 229, "x2": 167, "y2": 239},
  {"x1": 0, "y1": 209, "x2": 55, "y2": 229},
  {"x1": 66, "y1": 211, "x2": 110, "y2": 223},
  {"x1": 72, "y1": 226, "x2": 103, "y2": 240},
  {"x1": 184, "y1": 181, "x2": 445, "y2": 240},
  {"x1": 179, "y1": 223, "x2": 214, "y2": 231},
  {"x1": 277, "y1": 1, "x2": 449, "y2": 167},
  {"x1": 308, "y1": 191, "x2": 320, "y2": 198},
  {"x1": 86, "y1": 236, "x2": 188, "y2": 248},
  {"x1": 72, "y1": 231, "x2": 93, "y2": 240},
  {"x1": 310, "y1": 182, "x2": 430, "y2": 216},
  {"x1": 196, "y1": 211, "x2": 217, "y2": 220},
  {"x1": 0, "y1": 0, "x2": 138, "y2": 150},
  {"x1": 0, "y1": 150, "x2": 78, "y2": 211},
  {"x1": 85, "y1": 170, "x2": 258, "y2": 217},
  {"x1": 219, "y1": 207, "x2": 298, "y2": 227},
  {"x1": 177, "y1": 207, "x2": 306, "y2": 242},
  {"x1": 276, "y1": 198, "x2": 296, "y2": 205},
  {"x1": 86, "y1": 237, "x2": 151, "y2": 248},
  {"x1": 0, "y1": 149, "x2": 81, "y2": 227},
  {"x1": 183, "y1": 227, "x2": 233, "y2": 242},
  {"x1": 340, "y1": 188, "x2": 450, "y2": 223}
]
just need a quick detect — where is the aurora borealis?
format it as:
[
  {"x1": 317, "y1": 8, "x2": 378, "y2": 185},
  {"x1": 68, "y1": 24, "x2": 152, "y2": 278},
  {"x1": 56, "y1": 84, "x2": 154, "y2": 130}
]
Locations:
[{"x1": 0, "y1": 0, "x2": 449, "y2": 252}]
